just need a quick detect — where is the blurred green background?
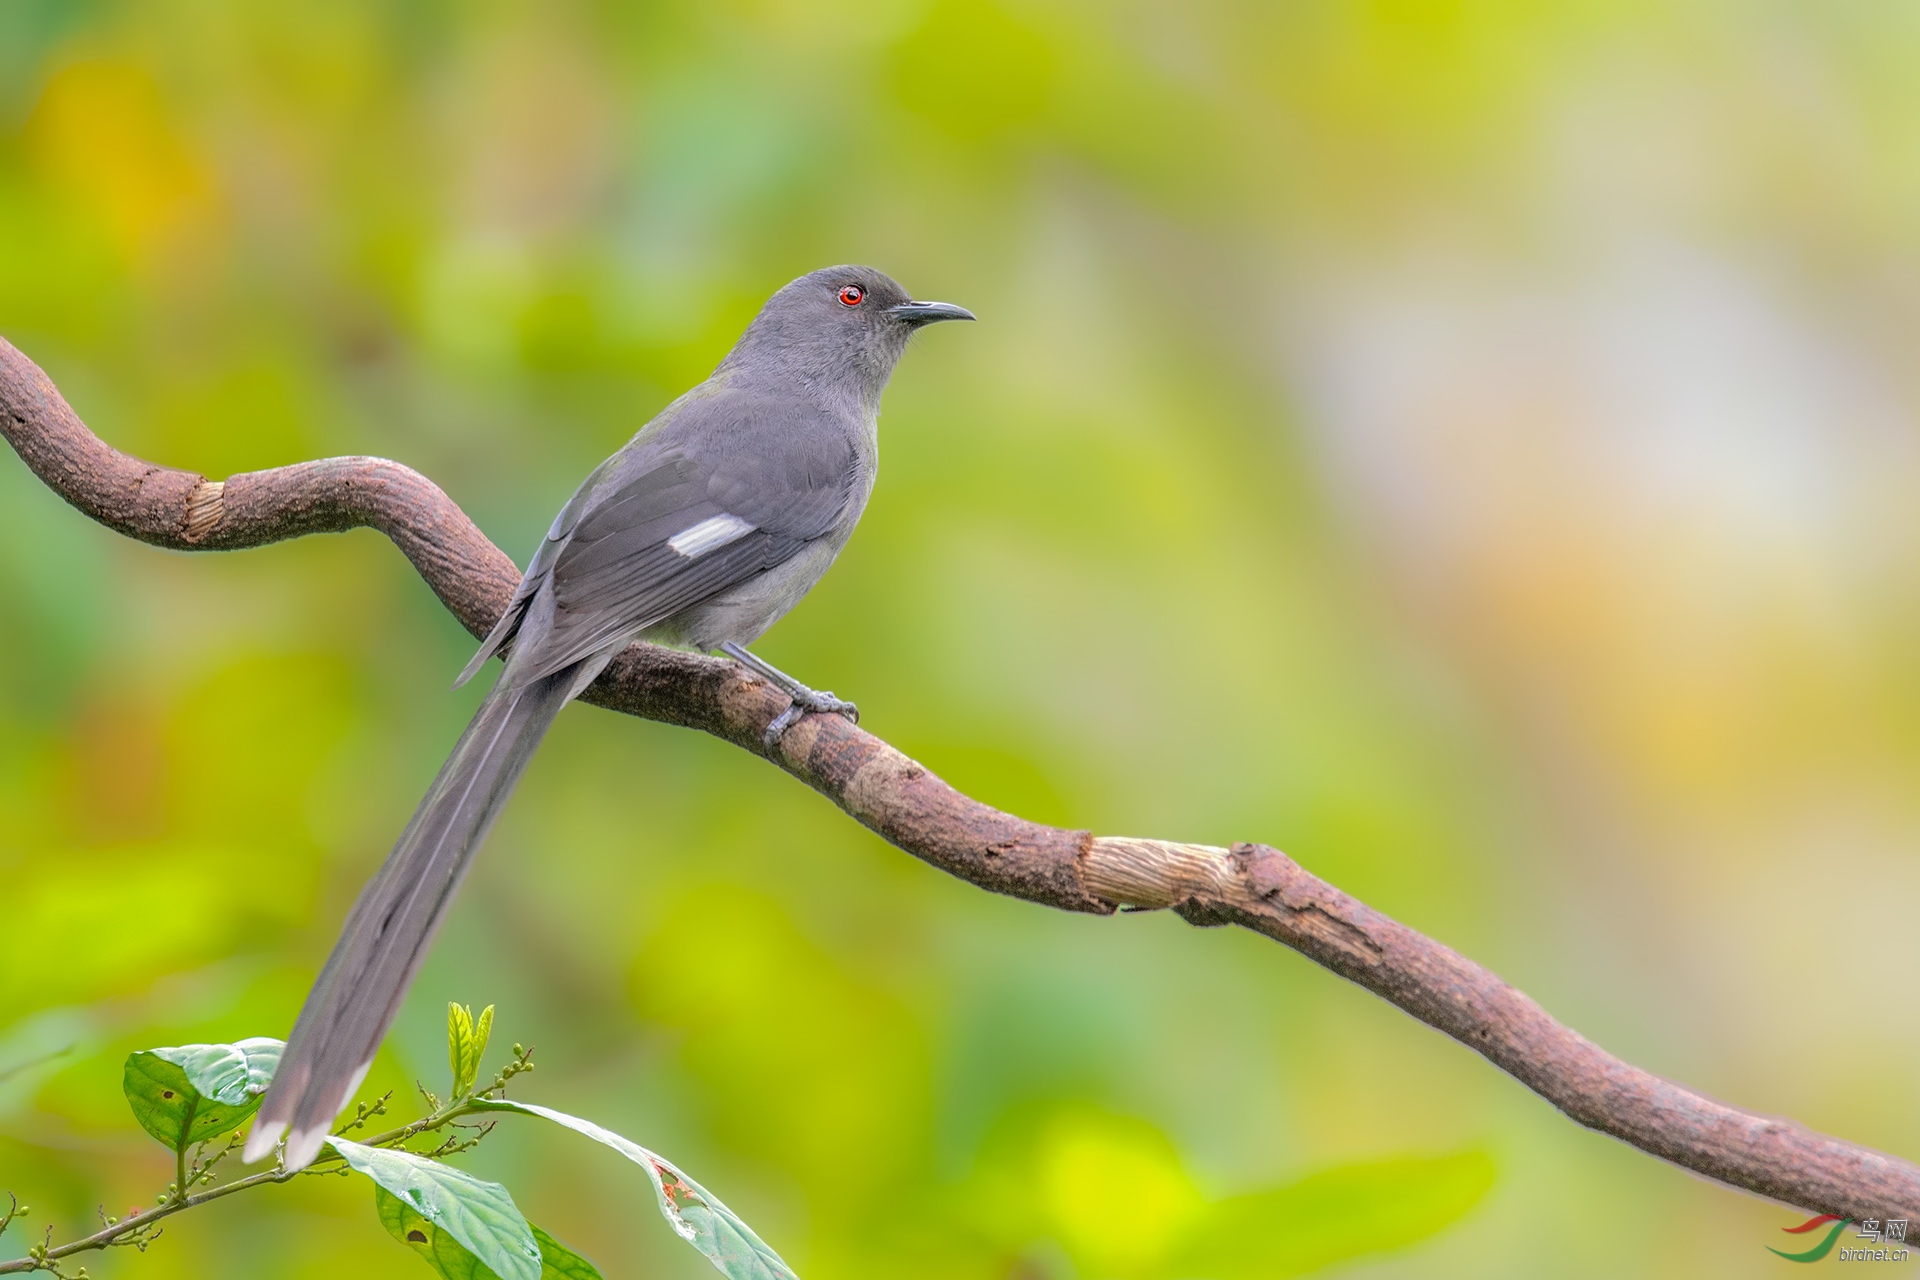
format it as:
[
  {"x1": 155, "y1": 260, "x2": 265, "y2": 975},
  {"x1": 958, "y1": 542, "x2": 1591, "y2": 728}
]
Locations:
[{"x1": 4, "y1": 1, "x2": 1919, "y2": 1276}]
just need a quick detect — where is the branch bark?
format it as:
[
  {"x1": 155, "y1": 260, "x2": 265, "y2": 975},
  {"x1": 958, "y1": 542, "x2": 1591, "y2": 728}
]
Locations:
[{"x1": 6, "y1": 334, "x2": 1915, "y2": 1222}]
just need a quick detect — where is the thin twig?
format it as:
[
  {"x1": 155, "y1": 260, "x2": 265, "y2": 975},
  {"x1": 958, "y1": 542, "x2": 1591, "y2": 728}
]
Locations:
[
  {"x1": 3, "y1": 334, "x2": 1916, "y2": 1220},
  {"x1": 169, "y1": 1097, "x2": 196, "y2": 1207},
  {"x1": 0, "y1": 1095, "x2": 496, "y2": 1274}
]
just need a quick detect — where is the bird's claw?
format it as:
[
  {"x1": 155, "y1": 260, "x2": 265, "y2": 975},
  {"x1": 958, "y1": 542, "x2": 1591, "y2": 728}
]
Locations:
[
  {"x1": 761, "y1": 690, "x2": 858, "y2": 748},
  {"x1": 796, "y1": 689, "x2": 859, "y2": 722}
]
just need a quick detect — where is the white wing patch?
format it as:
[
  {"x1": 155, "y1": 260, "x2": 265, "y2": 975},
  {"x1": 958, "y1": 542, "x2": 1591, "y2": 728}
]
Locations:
[{"x1": 667, "y1": 513, "x2": 756, "y2": 559}]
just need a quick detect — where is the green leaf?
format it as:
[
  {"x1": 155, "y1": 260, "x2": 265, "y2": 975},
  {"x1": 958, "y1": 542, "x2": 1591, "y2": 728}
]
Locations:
[
  {"x1": 447, "y1": 1003, "x2": 494, "y2": 1098},
  {"x1": 449, "y1": 1004, "x2": 474, "y2": 1097},
  {"x1": 472, "y1": 1007, "x2": 494, "y2": 1072},
  {"x1": 529, "y1": 1225, "x2": 602, "y2": 1280},
  {"x1": 376, "y1": 1186, "x2": 602, "y2": 1280},
  {"x1": 471, "y1": 1099, "x2": 798, "y2": 1280},
  {"x1": 379, "y1": 1185, "x2": 493, "y2": 1280},
  {"x1": 1165, "y1": 1150, "x2": 1496, "y2": 1278},
  {"x1": 157, "y1": 1037, "x2": 284, "y2": 1103},
  {"x1": 331, "y1": 1137, "x2": 542, "y2": 1280},
  {"x1": 122, "y1": 1038, "x2": 284, "y2": 1152}
]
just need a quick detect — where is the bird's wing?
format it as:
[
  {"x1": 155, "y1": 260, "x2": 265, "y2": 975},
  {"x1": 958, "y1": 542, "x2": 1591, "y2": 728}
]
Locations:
[
  {"x1": 468, "y1": 389, "x2": 859, "y2": 684},
  {"x1": 454, "y1": 448, "x2": 645, "y2": 687}
]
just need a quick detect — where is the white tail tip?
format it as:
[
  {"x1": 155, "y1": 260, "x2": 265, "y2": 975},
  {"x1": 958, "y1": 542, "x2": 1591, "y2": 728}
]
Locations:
[
  {"x1": 282, "y1": 1123, "x2": 331, "y2": 1172},
  {"x1": 281, "y1": 1060, "x2": 372, "y2": 1171},
  {"x1": 242, "y1": 1120, "x2": 285, "y2": 1164}
]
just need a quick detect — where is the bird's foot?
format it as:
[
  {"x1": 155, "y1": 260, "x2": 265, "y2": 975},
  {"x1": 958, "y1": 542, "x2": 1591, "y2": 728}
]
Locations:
[
  {"x1": 763, "y1": 687, "x2": 858, "y2": 747},
  {"x1": 718, "y1": 642, "x2": 859, "y2": 747}
]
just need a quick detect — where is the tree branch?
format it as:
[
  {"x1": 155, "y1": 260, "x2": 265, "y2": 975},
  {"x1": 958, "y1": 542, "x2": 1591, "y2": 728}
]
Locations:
[{"x1": 5, "y1": 334, "x2": 1915, "y2": 1222}]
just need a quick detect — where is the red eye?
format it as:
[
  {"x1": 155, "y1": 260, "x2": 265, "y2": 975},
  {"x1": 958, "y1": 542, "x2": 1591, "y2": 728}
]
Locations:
[{"x1": 838, "y1": 285, "x2": 865, "y2": 306}]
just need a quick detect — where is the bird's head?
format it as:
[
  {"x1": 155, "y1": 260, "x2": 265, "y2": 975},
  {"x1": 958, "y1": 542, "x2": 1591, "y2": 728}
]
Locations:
[{"x1": 722, "y1": 265, "x2": 974, "y2": 408}]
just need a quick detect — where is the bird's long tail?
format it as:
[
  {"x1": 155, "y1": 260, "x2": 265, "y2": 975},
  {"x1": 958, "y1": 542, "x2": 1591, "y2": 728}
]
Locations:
[{"x1": 245, "y1": 663, "x2": 585, "y2": 1170}]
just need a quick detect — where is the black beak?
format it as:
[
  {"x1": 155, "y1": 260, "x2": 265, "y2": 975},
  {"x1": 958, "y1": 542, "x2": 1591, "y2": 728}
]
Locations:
[{"x1": 888, "y1": 300, "x2": 976, "y2": 326}]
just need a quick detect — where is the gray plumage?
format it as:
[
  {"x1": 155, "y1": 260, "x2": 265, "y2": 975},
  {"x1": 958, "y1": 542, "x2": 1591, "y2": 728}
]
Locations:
[{"x1": 246, "y1": 266, "x2": 972, "y2": 1170}]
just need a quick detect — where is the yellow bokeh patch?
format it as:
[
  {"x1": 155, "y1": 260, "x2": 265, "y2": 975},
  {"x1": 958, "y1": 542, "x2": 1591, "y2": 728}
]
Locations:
[{"x1": 24, "y1": 59, "x2": 218, "y2": 261}]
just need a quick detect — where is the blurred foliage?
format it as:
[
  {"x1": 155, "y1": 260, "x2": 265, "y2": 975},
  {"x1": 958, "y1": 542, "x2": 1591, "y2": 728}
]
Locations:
[{"x1": 5, "y1": 0, "x2": 1920, "y2": 1277}]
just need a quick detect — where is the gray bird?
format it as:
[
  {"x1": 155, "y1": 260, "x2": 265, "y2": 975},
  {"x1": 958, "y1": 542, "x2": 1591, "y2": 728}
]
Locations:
[{"x1": 245, "y1": 266, "x2": 973, "y2": 1170}]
